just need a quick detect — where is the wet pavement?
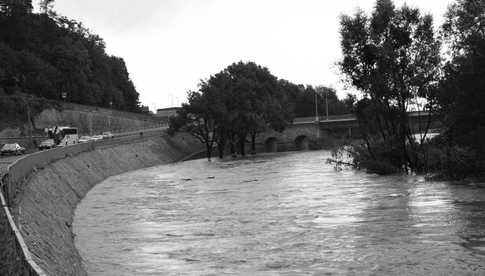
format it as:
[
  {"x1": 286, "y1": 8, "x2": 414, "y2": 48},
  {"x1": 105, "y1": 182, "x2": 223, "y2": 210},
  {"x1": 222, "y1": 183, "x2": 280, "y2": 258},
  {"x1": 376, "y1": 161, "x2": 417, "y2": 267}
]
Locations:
[{"x1": 74, "y1": 151, "x2": 485, "y2": 275}]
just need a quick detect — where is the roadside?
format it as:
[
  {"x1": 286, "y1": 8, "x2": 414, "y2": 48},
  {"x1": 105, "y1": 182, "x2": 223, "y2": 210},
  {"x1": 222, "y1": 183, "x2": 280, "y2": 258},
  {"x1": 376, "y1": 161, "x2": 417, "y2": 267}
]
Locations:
[{"x1": 0, "y1": 155, "x2": 23, "y2": 175}]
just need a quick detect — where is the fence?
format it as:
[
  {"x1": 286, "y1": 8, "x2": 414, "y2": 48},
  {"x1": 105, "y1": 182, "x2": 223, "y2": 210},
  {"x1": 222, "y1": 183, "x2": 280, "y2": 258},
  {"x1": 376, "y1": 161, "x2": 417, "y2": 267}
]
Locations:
[{"x1": 0, "y1": 127, "x2": 167, "y2": 275}]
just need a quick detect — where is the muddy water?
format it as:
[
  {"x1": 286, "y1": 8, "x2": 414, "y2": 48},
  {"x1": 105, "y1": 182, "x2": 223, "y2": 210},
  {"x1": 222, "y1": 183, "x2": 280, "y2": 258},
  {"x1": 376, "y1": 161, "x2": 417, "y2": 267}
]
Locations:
[{"x1": 74, "y1": 151, "x2": 485, "y2": 275}]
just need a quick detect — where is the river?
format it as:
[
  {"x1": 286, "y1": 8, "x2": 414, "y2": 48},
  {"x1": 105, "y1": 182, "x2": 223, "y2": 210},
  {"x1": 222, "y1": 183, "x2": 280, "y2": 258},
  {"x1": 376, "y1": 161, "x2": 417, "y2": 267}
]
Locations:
[{"x1": 73, "y1": 151, "x2": 485, "y2": 275}]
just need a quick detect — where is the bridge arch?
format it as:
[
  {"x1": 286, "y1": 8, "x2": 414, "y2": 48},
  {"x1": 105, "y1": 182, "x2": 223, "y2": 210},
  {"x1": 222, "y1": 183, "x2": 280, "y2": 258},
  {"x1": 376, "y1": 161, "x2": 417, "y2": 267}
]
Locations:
[
  {"x1": 295, "y1": 135, "x2": 310, "y2": 151},
  {"x1": 265, "y1": 137, "x2": 278, "y2": 153}
]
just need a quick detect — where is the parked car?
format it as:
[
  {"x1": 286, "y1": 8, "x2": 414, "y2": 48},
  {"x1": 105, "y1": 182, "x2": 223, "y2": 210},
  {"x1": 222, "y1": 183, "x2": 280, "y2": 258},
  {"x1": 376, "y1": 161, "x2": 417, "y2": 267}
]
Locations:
[
  {"x1": 102, "y1": 132, "x2": 114, "y2": 139},
  {"x1": 91, "y1": 135, "x2": 104, "y2": 141},
  {"x1": 1, "y1": 143, "x2": 26, "y2": 156},
  {"x1": 38, "y1": 139, "x2": 55, "y2": 150},
  {"x1": 79, "y1": 136, "x2": 94, "y2": 143}
]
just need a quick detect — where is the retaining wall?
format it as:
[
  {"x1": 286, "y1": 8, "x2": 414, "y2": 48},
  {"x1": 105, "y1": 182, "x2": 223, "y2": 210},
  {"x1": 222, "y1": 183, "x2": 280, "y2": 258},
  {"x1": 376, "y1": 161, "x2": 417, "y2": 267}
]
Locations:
[
  {"x1": 0, "y1": 96, "x2": 164, "y2": 138},
  {"x1": 0, "y1": 129, "x2": 202, "y2": 275}
]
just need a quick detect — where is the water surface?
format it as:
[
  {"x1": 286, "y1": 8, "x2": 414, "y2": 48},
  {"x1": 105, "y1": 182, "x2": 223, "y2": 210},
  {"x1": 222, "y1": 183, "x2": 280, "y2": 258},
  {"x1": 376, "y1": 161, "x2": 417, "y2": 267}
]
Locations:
[{"x1": 74, "y1": 151, "x2": 485, "y2": 275}]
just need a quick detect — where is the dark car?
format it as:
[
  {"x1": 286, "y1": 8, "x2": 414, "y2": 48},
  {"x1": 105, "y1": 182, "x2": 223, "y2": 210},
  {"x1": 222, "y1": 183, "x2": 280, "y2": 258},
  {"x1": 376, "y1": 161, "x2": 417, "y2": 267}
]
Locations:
[{"x1": 38, "y1": 139, "x2": 56, "y2": 150}]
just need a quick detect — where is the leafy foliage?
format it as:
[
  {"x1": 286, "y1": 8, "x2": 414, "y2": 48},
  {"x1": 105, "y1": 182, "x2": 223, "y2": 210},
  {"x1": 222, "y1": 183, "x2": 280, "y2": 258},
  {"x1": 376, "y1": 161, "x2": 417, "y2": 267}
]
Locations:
[
  {"x1": 435, "y1": 0, "x2": 485, "y2": 178},
  {"x1": 339, "y1": 0, "x2": 441, "y2": 173},
  {"x1": 170, "y1": 62, "x2": 294, "y2": 160},
  {"x1": 0, "y1": 1, "x2": 142, "y2": 112}
]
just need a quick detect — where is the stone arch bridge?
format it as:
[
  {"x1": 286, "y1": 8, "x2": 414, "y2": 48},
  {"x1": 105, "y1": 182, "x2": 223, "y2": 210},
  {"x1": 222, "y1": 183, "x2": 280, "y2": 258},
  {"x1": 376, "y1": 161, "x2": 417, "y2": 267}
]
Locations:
[{"x1": 256, "y1": 112, "x2": 439, "y2": 153}]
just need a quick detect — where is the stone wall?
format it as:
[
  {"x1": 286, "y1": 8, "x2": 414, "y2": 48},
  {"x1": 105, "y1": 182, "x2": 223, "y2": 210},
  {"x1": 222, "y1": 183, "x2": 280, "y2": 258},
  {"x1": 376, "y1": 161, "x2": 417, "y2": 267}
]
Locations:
[
  {"x1": 0, "y1": 98, "x2": 163, "y2": 138},
  {"x1": 0, "y1": 130, "x2": 202, "y2": 275},
  {"x1": 33, "y1": 107, "x2": 161, "y2": 136}
]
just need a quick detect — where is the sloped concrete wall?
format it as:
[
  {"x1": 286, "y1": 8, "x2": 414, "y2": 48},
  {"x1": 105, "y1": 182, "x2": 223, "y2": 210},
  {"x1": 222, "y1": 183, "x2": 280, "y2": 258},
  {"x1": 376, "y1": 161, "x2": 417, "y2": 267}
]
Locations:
[{"x1": 0, "y1": 132, "x2": 202, "y2": 275}]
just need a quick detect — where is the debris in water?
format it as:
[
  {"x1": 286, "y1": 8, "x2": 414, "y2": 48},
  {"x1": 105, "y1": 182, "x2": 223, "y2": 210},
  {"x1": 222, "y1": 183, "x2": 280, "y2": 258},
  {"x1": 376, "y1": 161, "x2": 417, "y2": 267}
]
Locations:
[
  {"x1": 241, "y1": 179, "x2": 258, "y2": 183},
  {"x1": 184, "y1": 258, "x2": 200, "y2": 262},
  {"x1": 166, "y1": 234, "x2": 184, "y2": 237},
  {"x1": 193, "y1": 233, "x2": 215, "y2": 237}
]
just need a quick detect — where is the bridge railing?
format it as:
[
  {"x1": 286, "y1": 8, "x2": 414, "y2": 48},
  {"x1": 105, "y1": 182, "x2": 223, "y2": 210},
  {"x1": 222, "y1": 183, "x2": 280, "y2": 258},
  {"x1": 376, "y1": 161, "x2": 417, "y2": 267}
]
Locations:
[
  {"x1": 293, "y1": 114, "x2": 356, "y2": 124},
  {"x1": 0, "y1": 127, "x2": 167, "y2": 275}
]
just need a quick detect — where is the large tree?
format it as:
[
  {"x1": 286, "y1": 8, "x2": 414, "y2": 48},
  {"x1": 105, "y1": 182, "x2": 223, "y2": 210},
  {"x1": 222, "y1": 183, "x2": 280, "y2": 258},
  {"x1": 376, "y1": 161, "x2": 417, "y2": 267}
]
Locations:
[
  {"x1": 436, "y1": 0, "x2": 485, "y2": 176},
  {"x1": 170, "y1": 61, "x2": 293, "y2": 160},
  {"x1": 339, "y1": 0, "x2": 441, "y2": 173}
]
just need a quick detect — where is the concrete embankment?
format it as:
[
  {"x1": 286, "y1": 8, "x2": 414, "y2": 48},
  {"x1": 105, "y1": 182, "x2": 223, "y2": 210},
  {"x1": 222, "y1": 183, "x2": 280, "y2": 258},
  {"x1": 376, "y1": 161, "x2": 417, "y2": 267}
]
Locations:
[{"x1": 0, "y1": 131, "x2": 202, "y2": 275}]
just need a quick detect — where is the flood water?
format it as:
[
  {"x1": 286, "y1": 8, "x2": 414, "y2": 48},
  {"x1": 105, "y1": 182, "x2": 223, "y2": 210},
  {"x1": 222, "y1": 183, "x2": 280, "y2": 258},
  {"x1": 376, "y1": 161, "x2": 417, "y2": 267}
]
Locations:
[{"x1": 74, "y1": 151, "x2": 485, "y2": 275}]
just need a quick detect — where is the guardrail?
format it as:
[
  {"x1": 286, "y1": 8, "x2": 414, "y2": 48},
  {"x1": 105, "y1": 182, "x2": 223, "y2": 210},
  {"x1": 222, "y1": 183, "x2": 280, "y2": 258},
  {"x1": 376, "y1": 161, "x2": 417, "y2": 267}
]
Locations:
[
  {"x1": 0, "y1": 127, "x2": 167, "y2": 275},
  {"x1": 0, "y1": 180, "x2": 46, "y2": 276}
]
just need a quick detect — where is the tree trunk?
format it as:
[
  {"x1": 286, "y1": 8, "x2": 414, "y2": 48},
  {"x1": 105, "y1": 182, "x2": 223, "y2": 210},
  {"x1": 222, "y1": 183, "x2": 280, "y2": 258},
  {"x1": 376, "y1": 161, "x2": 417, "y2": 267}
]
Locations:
[
  {"x1": 239, "y1": 135, "x2": 246, "y2": 157},
  {"x1": 251, "y1": 133, "x2": 257, "y2": 155},
  {"x1": 217, "y1": 139, "x2": 225, "y2": 159},
  {"x1": 229, "y1": 135, "x2": 237, "y2": 158},
  {"x1": 206, "y1": 143, "x2": 212, "y2": 161}
]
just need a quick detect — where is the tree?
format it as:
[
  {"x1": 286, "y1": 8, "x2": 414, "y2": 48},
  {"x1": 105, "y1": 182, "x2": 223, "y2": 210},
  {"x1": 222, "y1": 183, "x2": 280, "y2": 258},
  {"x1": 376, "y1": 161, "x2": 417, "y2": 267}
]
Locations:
[
  {"x1": 170, "y1": 91, "x2": 218, "y2": 161},
  {"x1": 169, "y1": 61, "x2": 293, "y2": 160},
  {"x1": 435, "y1": 0, "x2": 485, "y2": 177},
  {"x1": 223, "y1": 62, "x2": 292, "y2": 155},
  {"x1": 339, "y1": 0, "x2": 441, "y2": 173},
  {"x1": 0, "y1": 7, "x2": 143, "y2": 112},
  {"x1": 39, "y1": 0, "x2": 54, "y2": 15},
  {"x1": 0, "y1": 0, "x2": 32, "y2": 15},
  {"x1": 343, "y1": 93, "x2": 357, "y2": 112}
]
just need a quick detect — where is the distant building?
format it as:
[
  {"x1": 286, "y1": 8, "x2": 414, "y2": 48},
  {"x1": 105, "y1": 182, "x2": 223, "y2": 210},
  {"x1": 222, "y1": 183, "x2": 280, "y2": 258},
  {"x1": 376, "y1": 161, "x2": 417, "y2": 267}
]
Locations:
[
  {"x1": 140, "y1": 106, "x2": 150, "y2": 114},
  {"x1": 156, "y1": 107, "x2": 180, "y2": 119}
]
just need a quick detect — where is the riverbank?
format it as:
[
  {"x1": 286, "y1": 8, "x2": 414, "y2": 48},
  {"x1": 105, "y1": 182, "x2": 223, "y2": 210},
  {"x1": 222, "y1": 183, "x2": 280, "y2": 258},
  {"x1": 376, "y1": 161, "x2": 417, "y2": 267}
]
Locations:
[{"x1": 0, "y1": 132, "x2": 201, "y2": 275}]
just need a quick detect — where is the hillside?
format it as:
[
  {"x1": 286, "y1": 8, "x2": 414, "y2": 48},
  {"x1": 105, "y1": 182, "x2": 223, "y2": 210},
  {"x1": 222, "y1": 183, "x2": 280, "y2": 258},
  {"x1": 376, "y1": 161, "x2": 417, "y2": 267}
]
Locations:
[{"x1": 0, "y1": 0, "x2": 142, "y2": 112}]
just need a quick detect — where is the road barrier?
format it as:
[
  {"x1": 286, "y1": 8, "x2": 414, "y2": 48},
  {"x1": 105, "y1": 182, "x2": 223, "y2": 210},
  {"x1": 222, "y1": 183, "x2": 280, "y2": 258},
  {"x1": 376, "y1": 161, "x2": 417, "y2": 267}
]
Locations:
[{"x1": 0, "y1": 127, "x2": 167, "y2": 275}]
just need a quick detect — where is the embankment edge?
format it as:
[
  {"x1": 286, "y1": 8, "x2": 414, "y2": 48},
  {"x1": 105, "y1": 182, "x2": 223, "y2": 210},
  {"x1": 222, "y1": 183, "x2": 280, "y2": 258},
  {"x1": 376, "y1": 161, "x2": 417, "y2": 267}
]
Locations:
[{"x1": 0, "y1": 130, "x2": 201, "y2": 275}]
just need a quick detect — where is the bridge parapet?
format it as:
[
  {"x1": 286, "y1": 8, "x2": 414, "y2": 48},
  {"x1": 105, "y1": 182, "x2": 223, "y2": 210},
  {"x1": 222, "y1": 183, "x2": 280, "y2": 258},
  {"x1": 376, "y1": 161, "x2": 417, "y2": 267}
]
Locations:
[{"x1": 258, "y1": 112, "x2": 440, "y2": 153}]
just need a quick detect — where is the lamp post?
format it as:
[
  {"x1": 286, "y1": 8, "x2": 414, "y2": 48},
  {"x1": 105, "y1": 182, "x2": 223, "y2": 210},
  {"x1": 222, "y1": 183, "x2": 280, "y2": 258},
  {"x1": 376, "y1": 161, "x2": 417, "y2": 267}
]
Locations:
[{"x1": 325, "y1": 89, "x2": 329, "y2": 120}]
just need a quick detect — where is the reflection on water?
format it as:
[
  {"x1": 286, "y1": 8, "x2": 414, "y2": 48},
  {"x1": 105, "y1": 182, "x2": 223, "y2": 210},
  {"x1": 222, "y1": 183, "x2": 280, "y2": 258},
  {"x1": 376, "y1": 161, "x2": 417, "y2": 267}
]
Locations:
[{"x1": 73, "y1": 151, "x2": 485, "y2": 275}]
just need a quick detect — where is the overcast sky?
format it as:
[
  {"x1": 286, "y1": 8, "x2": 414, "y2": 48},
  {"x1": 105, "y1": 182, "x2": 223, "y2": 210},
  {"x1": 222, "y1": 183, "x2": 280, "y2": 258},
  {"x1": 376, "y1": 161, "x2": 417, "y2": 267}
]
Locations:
[{"x1": 47, "y1": 0, "x2": 454, "y2": 110}]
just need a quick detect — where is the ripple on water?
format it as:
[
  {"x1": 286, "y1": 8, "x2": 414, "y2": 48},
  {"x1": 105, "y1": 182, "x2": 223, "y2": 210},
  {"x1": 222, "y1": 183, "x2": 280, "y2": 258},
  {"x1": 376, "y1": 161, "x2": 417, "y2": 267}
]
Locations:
[{"x1": 74, "y1": 151, "x2": 485, "y2": 275}]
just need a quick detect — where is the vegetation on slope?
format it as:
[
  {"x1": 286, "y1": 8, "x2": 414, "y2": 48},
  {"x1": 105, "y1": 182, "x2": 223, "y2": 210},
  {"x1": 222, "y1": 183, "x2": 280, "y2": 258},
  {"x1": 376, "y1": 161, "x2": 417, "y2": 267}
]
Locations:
[{"x1": 0, "y1": 0, "x2": 142, "y2": 112}]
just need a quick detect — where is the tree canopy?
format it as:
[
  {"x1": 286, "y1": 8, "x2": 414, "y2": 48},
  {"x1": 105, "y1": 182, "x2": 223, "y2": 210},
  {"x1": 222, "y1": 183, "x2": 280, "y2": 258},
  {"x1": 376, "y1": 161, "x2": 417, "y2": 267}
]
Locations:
[
  {"x1": 170, "y1": 61, "x2": 353, "y2": 160},
  {"x1": 435, "y1": 0, "x2": 485, "y2": 177},
  {"x1": 0, "y1": 0, "x2": 143, "y2": 112},
  {"x1": 339, "y1": 0, "x2": 441, "y2": 173},
  {"x1": 170, "y1": 62, "x2": 293, "y2": 160}
]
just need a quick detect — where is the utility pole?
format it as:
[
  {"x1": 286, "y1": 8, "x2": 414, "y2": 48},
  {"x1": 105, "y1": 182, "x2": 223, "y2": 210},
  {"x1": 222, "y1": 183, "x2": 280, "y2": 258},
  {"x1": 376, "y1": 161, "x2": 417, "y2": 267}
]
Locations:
[
  {"x1": 22, "y1": 95, "x2": 34, "y2": 146},
  {"x1": 108, "y1": 101, "x2": 113, "y2": 130},
  {"x1": 326, "y1": 90, "x2": 329, "y2": 120},
  {"x1": 314, "y1": 90, "x2": 319, "y2": 122},
  {"x1": 315, "y1": 90, "x2": 320, "y2": 139}
]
